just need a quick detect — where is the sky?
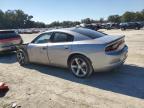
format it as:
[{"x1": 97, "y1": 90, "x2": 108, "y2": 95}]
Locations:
[{"x1": 0, "y1": 0, "x2": 144, "y2": 24}]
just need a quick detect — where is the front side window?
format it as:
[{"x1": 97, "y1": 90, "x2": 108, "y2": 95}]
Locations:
[
  {"x1": 32, "y1": 33, "x2": 52, "y2": 44},
  {"x1": 52, "y1": 32, "x2": 74, "y2": 42}
]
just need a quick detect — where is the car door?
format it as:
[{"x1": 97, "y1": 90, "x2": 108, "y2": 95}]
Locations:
[
  {"x1": 27, "y1": 32, "x2": 52, "y2": 64},
  {"x1": 48, "y1": 32, "x2": 74, "y2": 67}
]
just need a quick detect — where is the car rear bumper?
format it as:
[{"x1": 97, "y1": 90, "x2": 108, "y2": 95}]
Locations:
[
  {"x1": 93, "y1": 57, "x2": 126, "y2": 72},
  {"x1": 93, "y1": 45, "x2": 128, "y2": 72}
]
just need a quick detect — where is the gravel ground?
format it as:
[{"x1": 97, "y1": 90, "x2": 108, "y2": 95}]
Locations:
[{"x1": 0, "y1": 29, "x2": 144, "y2": 108}]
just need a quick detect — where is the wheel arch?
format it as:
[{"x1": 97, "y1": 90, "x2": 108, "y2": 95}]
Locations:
[
  {"x1": 16, "y1": 44, "x2": 29, "y2": 62},
  {"x1": 67, "y1": 53, "x2": 92, "y2": 66}
]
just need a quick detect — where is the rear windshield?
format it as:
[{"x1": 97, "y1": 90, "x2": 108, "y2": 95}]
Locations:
[
  {"x1": 72, "y1": 28, "x2": 107, "y2": 39},
  {"x1": 0, "y1": 31, "x2": 19, "y2": 39}
]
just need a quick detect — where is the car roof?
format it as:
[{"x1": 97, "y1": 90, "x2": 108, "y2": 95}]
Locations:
[
  {"x1": 44, "y1": 27, "x2": 88, "y2": 33},
  {"x1": 43, "y1": 27, "x2": 93, "y2": 41},
  {"x1": 44, "y1": 27, "x2": 106, "y2": 40}
]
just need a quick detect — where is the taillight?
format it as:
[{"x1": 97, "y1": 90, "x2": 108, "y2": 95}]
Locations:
[
  {"x1": 0, "y1": 35, "x2": 22, "y2": 43},
  {"x1": 105, "y1": 39, "x2": 125, "y2": 52}
]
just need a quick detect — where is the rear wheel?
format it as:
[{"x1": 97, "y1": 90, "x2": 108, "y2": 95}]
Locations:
[
  {"x1": 68, "y1": 55, "x2": 93, "y2": 78},
  {"x1": 16, "y1": 49, "x2": 29, "y2": 66},
  {"x1": 121, "y1": 27, "x2": 126, "y2": 30},
  {"x1": 135, "y1": 27, "x2": 140, "y2": 30}
]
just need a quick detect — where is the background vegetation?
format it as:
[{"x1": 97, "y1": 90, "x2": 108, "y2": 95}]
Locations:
[{"x1": 0, "y1": 9, "x2": 144, "y2": 29}]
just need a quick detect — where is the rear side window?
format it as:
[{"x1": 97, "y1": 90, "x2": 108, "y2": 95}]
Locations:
[
  {"x1": 52, "y1": 32, "x2": 74, "y2": 42},
  {"x1": 72, "y1": 28, "x2": 106, "y2": 39},
  {"x1": 0, "y1": 31, "x2": 19, "y2": 39}
]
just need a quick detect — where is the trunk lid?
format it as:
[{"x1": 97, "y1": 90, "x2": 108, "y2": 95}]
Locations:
[{"x1": 99, "y1": 35, "x2": 125, "y2": 52}]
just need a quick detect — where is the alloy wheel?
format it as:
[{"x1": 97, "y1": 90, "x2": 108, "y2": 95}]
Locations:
[
  {"x1": 17, "y1": 52, "x2": 25, "y2": 64},
  {"x1": 70, "y1": 57, "x2": 88, "y2": 77}
]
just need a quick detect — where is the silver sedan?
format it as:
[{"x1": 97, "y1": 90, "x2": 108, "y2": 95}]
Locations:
[{"x1": 16, "y1": 28, "x2": 128, "y2": 78}]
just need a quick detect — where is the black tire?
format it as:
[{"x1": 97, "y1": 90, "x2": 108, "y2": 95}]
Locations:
[
  {"x1": 135, "y1": 27, "x2": 140, "y2": 30},
  {"x1": 121, "y1": 27, "x2": 126, "y2": 30},
  {"x1": 16, "y1": 49, "x2": 29, "y2": 66},
  {"x1": 68, "y1": 55, "x2": 93, "y2": 78}
]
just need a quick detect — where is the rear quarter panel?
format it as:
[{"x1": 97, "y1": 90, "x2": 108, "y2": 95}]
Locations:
[{"x1": 71, "y1": 41, "x2": 107, "y2": 69}]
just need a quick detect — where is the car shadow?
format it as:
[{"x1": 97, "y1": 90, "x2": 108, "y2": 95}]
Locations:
[
  {"x1": 24, "y1": 64, "x2": 144, "y2": 99},
  {"x1": 0, "y1": 52, "x2": 16, "y2": 64}
]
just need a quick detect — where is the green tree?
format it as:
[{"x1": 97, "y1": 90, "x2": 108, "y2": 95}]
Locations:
[
  {"x1": 0, "y1": 9, "x2": 46, "y2": 29},
  {"x1": 121, "y1": 11, "x2": 136, "y2": 22},
  {"x1": 99, "y1": 18, "x2": 104, "y2": 23},
  {"x1": 49, "y1": 21, "x2": 61, "y2": 27},
  {"x1": 34, "y1": 21, "x2": 46, "y2": 28},
  {"x1": 134, "y1": 12, "x2": 143, "y2": 21},
  {"x1": 141, "y1": 9, "x2": 144, "y2": 20},
  {"x1": 81, "y1": 18, "x2": 91, "y2": 24},
  {"x1": 0, "y1": 10, "x2": 4, "y2": 29},
  {"x1": 108, "y1": 15, "x2": 121, "y2": 23}
]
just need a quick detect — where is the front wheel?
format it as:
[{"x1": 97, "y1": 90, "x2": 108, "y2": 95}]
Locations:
[
  {"x1": 16, "y1": 49, "x2": 29, "y2": 66},
  {"x1": 135, "y1": 27, "x2": 140, "y2": 30},
  {"x1": 68, "y1": 55, "x2": 93, "y2": 78},
  {"x1": 121, "y1": 27, "x2": 126, "y2": 30}
]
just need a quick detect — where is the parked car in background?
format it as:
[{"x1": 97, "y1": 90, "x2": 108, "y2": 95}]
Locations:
[
  {"x1": 79, "y1": 24, "x2": 100, "y2": 31},
  {"x1": 16, "y1": 28, "x2": 128, "y2": 78},
  {"x1": 31, "y1": 29, "x2": 40, "y2": 33},
  {"x1": 105, "y1": 23, "x2": 120, "y2": 30},
  {"x1": 0, "y1": 30, "x2": 23, "y2": 52},
  {"x1": 99, "y1": 23, "x2": 107, "y2": 29},
  {"x1": 120, "y1": 22, "x2": 142, "y2": 30},
  {"x1": 137, "y1": 21, "x2": 144, "y2": 28}
]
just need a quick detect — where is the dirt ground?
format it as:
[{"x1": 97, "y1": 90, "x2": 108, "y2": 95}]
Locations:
[{"x1": 0, "y1": 29, "x2": 144, "y2": 108}]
